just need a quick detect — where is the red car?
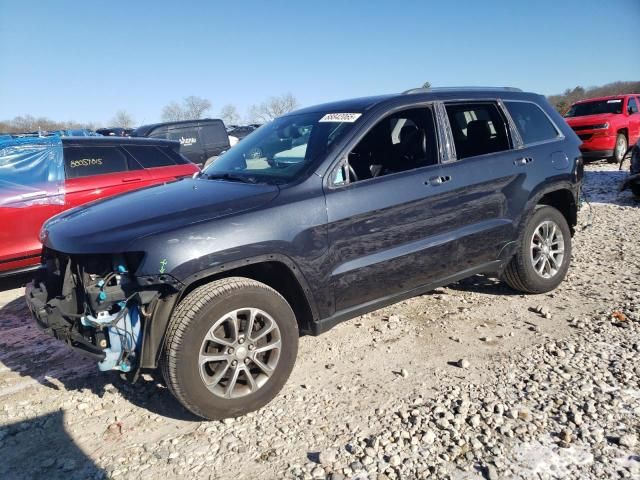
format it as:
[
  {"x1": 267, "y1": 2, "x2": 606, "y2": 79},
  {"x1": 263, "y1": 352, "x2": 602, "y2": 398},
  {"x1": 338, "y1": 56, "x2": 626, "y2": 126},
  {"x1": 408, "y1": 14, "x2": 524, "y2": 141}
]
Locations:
[
  {"x1": 564, "y1": 93, "x2": 640, "y2": 163},
  {"x1": 0, "y1": 136, "x2": 199, "y2": 278}
]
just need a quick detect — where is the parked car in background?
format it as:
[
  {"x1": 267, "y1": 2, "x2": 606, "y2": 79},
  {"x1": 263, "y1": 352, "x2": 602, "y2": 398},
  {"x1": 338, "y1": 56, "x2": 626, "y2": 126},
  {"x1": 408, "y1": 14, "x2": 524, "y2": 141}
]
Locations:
[
  {"x1": 96, "y1": 127, "x2": 134, "y2": 137},
  {"x1": 132, "y1": 119, "x2": 230, "y2": 168},
  {"x1": 27, "y1": 87, "x2": 583, "y2": 419},
  {"x1": 564, "y1": 94, "x2": 640, "y2": 163},
  {"x1": 0, "y1": 136, "x2": 198, "y2": 278},
  {"x1": 227, "y1": 125, "x2": 257, "y2": 141}
]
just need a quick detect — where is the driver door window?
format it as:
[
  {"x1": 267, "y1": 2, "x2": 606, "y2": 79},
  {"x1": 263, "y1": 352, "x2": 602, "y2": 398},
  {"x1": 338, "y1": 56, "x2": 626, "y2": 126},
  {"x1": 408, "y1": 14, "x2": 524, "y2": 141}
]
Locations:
[{"x1": 344, "y1": 107, "x2": 438, "y2": 183}]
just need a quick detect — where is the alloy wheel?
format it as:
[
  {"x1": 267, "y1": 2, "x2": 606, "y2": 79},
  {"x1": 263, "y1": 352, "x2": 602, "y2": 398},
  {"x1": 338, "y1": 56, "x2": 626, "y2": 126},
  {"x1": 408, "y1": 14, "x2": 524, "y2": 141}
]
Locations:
[
  {"x1": 199, "y1": 308, "x2": 281, "y2": 399},
  {"x1": 530, "y1": 220, "x2": 565, "y2": 279}
]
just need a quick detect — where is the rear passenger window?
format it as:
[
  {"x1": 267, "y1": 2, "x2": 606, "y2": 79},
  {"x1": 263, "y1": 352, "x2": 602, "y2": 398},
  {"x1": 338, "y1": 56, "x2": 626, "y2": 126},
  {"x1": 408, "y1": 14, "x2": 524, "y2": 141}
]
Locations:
[
  {"x1": 124, "y1": 146, "x2": 176, "y2": 168},
  {"x1": 63, "y1": 146, "x2": 128, "y2": 179},
  {"x1": 504, "y1": 101, "x2": 559, "y2": 145},
  {"x1": 445, "y1": 103, "x2": 511, "y2": 159}
]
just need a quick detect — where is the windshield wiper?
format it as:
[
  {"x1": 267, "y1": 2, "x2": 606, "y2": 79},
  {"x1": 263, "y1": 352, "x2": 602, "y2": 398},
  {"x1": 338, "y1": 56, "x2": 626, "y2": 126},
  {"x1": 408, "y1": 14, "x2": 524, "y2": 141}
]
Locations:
[{"x1": 204, "y1": 172, "x2": 257, "y2": 184}]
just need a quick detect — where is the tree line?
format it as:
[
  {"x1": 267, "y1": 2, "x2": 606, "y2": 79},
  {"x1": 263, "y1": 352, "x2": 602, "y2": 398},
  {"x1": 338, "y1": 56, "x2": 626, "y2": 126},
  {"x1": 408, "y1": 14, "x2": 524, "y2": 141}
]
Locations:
[
  {"x1": 3, "y1": 81, "x2": 638, "y2": 134},
  {"x1": 0, "y1": 93, "x2": 299, "y2": 134},
  {"x1": 548, "y1": 81, "x2": 640, "y2": 114}
]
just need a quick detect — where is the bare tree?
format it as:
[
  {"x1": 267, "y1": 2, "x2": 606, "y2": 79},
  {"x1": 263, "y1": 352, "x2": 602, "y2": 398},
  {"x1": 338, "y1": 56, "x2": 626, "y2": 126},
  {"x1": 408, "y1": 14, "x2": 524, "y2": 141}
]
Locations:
[
  {"x1": 162, "y1": 96, "x2": 212, "y2": 122},
  {"x1": 248, "y1": 93, "x2": 299, "y2": 123},
  {"x1": 110, "y1": 110, "x2": 135, "y2": 128},
  {"x1": 219, "y1": 104, "x2": 240, "y2": 126},
  {"x1": 161, "y1": 101, "x2": 185, "y2": 122},
  {"x1": 183, "y1": 96, "x2": 212, "y2": 120}
]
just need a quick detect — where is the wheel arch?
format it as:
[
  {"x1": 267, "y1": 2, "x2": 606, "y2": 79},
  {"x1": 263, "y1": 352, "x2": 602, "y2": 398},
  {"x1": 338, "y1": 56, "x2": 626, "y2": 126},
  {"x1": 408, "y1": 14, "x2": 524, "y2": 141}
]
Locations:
[
  {"x1": 140, "y1": 255, "x2": 318, "y2": 369},
  {"x1": 536, "y1": 188, "x2": 578, "y2": 234}
]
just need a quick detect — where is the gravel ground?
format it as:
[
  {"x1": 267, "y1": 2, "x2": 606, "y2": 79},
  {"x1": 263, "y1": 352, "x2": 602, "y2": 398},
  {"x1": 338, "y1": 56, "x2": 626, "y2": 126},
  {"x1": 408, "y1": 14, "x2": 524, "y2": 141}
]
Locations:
[{"x1": 0, "y1": 161, "x2": 638, "y2": 480}]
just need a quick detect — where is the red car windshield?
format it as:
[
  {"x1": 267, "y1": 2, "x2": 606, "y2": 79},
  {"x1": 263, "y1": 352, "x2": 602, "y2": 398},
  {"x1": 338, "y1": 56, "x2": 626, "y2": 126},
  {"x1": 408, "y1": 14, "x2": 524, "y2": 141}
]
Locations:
[{"x1": 565, "y1": 99, "x2": 623, "y2": 117}]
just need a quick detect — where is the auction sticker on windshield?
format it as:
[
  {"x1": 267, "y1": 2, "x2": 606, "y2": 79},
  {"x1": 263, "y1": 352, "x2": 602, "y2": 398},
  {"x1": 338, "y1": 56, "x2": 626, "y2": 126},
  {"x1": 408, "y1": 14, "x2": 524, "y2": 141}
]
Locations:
[{"x1": 319, "y1": 113, "x2": 362, "y2": 123}]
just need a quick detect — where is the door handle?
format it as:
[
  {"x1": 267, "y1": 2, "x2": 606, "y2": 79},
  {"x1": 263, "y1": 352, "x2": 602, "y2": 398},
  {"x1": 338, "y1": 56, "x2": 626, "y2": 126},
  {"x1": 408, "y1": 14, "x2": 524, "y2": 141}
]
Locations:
[
  {"x1": 121, "y1": 177, "x2": 142, "y2": 183},
  {"x1": 427, "y1": 175, "x2": 451, "y2": 186},
  {"x1": 514, "y1": 157, "x2": 533, "y2": 166}
]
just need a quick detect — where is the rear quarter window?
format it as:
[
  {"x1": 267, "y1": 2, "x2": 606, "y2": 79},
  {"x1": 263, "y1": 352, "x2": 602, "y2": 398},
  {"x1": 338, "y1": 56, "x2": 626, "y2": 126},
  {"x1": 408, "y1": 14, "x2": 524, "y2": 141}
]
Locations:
[
  {"x1": 505, "y1": 101, "x2": 560, "y2": 145},
  {"x1": 63, "y1": 146, "x2": 129, "y2": 179},
  {"x1": 124, "y1": 145, "x2": 176, "y2": 168}
]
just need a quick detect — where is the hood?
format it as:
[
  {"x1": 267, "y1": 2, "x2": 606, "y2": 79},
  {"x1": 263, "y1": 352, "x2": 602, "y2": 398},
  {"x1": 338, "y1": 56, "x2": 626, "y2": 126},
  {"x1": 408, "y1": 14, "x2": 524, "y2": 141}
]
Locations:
[
  {"x1": 565, "y1": 113, "x2": 614, "y2": 127},
  {"x1": 43, "y1": 178, "x2": 280, "y2": 254}
]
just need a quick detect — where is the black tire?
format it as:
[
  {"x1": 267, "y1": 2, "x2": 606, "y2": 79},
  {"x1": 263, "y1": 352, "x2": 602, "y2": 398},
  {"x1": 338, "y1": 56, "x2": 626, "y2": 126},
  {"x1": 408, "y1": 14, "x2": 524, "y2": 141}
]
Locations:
[
  {"x1": 503, "y1": 206, "x2": 572, "y2": 294},
  {"x1": 631, "y1": 183, "x2": 640, "y2": 198},
  {"x1": 161, "y1": 277, "x2": 298, "y2": 420},
  {"x1": 609, "y1": 133, "x2": 627, "y2": 164}
]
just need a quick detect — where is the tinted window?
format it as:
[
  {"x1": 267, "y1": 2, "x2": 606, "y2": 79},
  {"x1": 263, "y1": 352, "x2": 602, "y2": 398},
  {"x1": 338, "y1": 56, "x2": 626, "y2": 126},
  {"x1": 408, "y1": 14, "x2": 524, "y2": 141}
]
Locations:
[
  {"x1": 505, "y1": 101, "x2": 559, "y2": 144},
  {"x1": 200, "y1": 123, "x2": 229, "y2": 146},
  {"x1": 160, "y1": 146, "x2": 190, "y2": 165},
  {"x1": 124, "y1": 145, "x2": 176, "y2": 168},
  {"x1": 628, "y1": 97, "x2": 638, "y2": 114},
  {"x1": 445, "y1": 103, "x2": 510, "y2": 159},
  {"x1": 63, "y1": 146, "x2": 128, "y2": 179}
]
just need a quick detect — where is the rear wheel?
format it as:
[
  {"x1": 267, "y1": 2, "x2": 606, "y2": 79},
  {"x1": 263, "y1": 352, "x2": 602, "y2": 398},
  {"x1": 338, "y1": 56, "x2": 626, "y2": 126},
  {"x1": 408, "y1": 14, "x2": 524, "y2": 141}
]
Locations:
[
  {"x1": 161, "y1": 277, "x2": 298, "y2": 420},
  {"x1": 503, "y1": 206, "x2": 572, "y2": 294},
  {"x1": 610, "y1": 133, "x2": 627, "y2": 164},
  {"x1": 631, "y1": 183, "x2": 640, "y2": 198}
]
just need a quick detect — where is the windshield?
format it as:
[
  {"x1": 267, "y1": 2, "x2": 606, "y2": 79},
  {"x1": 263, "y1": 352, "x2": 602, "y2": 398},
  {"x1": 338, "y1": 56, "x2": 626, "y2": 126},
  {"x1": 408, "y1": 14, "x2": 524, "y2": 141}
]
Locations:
[
  {"x1": 202, "y1": 112, "x2": 360, "y2": 183},
  {"x1": 565, "y1": 99, "x2": 623, "y2": 117}
]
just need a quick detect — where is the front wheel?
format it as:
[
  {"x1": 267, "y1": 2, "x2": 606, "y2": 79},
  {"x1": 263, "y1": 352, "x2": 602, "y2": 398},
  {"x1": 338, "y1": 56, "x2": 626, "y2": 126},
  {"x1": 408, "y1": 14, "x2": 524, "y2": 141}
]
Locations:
[
  {"x1": 503, "y1": 206, "x2": 572, "y2": 294},
  {"x1": 161, "y1": 277, "x2": 299, "y2": 420}
]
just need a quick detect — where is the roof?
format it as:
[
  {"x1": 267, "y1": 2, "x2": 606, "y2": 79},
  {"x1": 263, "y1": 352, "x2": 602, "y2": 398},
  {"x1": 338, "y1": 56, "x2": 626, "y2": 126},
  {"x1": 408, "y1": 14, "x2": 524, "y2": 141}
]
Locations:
[
  {"x1": 132, "y1": 118, "x2": 225, "y2": 136},
  {"x1": 286, "y1": 88, "x2": 540, "y2": 117},
  {"x1": 61, "y1": 136, "x2": 179, "y2": 147},
  {"x1": 573, "y1": 94, "x2": 639, "y2": 104}
]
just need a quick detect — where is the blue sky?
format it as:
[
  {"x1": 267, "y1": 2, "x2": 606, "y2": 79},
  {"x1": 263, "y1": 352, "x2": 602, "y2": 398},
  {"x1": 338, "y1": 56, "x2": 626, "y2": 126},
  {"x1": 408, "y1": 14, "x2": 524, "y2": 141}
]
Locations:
[{"x1": 1, "y1": 0, "x2": 639, "y2": 125}]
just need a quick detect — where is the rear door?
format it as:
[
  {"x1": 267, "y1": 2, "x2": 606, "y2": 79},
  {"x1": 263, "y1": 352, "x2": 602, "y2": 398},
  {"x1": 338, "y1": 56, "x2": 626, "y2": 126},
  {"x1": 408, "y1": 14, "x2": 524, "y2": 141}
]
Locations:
[
  {"x1": 62, "y1": 144, "x2": 152, "y2": 209},
  {"x1": 123, "y1": 145, "x2": 198, "y2": 182},
  {"x1": 435, "y1": 101, "x2": 521, "y2": 270}
]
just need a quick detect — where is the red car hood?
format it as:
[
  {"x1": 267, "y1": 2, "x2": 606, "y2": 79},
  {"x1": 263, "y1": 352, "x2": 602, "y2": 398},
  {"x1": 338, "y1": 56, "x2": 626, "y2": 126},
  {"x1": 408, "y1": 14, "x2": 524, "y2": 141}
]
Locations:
[{"x1": 565, "y1": 113, "x2": 614, "y2": 127}]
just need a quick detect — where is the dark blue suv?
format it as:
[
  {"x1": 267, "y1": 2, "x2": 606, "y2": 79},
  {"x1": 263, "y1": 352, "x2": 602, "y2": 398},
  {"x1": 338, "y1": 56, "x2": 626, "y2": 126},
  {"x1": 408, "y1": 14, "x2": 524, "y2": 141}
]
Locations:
[{"x1": 26, "y1": 87, "x2": 583, "y2": 419}]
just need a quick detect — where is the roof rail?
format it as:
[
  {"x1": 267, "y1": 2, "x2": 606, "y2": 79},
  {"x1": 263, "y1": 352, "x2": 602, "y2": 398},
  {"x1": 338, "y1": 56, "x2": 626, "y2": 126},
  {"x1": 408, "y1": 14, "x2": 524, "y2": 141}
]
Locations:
[{"x1": 403, "y1": 86, "x2": 523, "y2": 94}]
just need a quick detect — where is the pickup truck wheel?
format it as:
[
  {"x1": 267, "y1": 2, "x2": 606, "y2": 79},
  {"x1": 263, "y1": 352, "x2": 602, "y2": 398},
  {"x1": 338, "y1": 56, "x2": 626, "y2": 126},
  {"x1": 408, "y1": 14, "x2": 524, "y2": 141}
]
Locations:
[
  {"x1": 610, "y1": 134, "x2": 627, "y2": 164},
  {"x1": 631, "y1": 183, "x2": 640, "y2": 197},
  {"x1": 161, "y1": 277, "x2": 298, "y2": 420},
  {"x1": 503, "y1": 206, "x2": 571, "y2": 294}
]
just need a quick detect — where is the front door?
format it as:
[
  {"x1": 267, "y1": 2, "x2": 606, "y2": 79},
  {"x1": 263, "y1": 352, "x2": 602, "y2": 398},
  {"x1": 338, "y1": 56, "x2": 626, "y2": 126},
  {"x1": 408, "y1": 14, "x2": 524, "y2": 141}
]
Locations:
[{"x1": 324, "y1": 106, "x2": 460, "y2": 313}]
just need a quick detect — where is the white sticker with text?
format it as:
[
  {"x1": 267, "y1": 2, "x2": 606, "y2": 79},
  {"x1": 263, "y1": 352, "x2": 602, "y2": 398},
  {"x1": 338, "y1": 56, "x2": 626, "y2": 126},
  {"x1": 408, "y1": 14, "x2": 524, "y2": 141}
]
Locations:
[
  {"x1": 607, "y1": 99, "x2": 622, "y2": 103},
  {"x1": 319, "y1": 113, "x2": 362, "y2": 123}
]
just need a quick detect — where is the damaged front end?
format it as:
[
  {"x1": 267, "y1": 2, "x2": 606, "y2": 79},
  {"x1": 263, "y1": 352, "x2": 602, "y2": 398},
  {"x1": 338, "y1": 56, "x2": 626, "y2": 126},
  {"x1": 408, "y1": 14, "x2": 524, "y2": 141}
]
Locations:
[{"x1": 25, "y1": 249, "x2": 181, "y2": 375}]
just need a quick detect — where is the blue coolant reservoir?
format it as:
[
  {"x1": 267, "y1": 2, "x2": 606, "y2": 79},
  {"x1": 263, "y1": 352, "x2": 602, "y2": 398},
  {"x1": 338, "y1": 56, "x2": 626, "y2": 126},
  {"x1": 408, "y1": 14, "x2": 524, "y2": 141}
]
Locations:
[{"x1": 81, "y1": 305, "x2": 142, "y2": 372}]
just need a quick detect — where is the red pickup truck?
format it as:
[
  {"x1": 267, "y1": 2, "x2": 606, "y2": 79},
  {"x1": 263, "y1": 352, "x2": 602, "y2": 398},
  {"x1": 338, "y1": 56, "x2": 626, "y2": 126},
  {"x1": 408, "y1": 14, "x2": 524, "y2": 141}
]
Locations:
[
  {"x1": 0, "y1": 136, "x2": 199, "y2": 278},
  {"x1": 564, "y1": 94, "x2": 640, "y2": 163}
]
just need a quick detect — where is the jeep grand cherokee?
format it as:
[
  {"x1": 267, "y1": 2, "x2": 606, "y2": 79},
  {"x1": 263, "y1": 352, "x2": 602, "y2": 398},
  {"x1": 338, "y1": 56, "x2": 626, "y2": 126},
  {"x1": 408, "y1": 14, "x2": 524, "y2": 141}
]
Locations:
[{"x1": 26, "y1": 87, "x2": 583, "y2": 419}]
